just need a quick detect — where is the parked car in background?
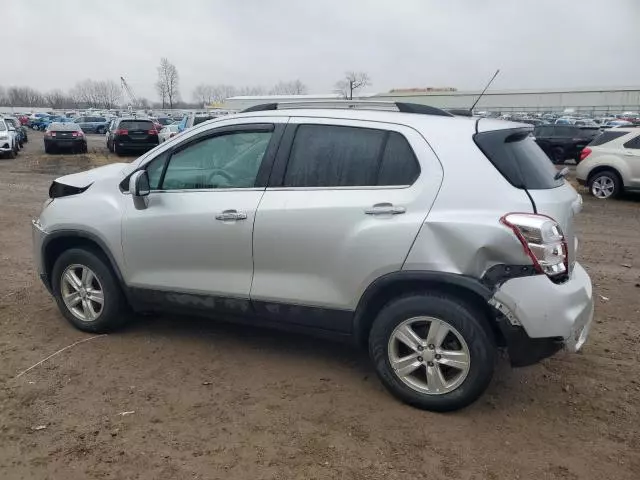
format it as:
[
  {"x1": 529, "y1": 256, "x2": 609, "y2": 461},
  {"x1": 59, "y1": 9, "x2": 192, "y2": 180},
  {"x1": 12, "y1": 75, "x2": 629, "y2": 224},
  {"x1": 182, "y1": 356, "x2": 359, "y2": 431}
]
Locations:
[
  {"x1": 2, "y1": 117, "x2": 27, "y2": 147},
  {"x1": 178, "y1": 113, "x2": 214, "y2": 132},
  {"x1": 74, "y1": 116, "x2": 109, "y2": 134},
  {"x1": 602, "y1": 120, "x2": 633, "y2": 129},
  {"x1": 577, "y1": 128, "x2": 640, "y2": 199},
  {"x1": 28, "y1": 115, "x2": 53, "y2": 130},
  {"x1": 32, "y1": 101, "x2": 593, "y2": 412},
  {"x1": 0, "y1": 118, "x2": 19, "y2": 158},
  {"x1": 44, "y1": 122, "x2": 87, "y2": 154},
  {"x1": 158, "y1": 124, "x2": 180, "y2": 143},
  {"x1": 533, "y1": 124, "x2": 601, "y2": 163},
  {"x1": 40, "y1": 116, "x2": 73, "y2": 131},
  {"x1": 105, "y1": 117, "x2": 159, "y2": 155}
]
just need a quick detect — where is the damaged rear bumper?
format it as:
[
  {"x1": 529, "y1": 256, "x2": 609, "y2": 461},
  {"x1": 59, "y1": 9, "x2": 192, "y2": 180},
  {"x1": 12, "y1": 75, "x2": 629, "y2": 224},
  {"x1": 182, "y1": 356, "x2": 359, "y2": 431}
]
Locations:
[{"x1": 489, "y1": 262, "x2": 594, "y2": 366}]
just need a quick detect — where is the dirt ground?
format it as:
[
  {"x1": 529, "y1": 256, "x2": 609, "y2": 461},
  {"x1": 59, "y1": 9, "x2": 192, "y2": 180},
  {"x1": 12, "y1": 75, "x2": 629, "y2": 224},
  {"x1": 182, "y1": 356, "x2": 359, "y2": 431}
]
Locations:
[{"x1": 1, "y1": 131, "x2": 639, "y2": 480}]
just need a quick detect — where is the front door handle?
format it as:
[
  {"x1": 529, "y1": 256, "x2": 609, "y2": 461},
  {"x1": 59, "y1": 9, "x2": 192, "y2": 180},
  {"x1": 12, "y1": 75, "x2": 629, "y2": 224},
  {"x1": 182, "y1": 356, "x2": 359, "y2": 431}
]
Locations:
[
  {"x1": 364, "y1": 203, "x2": 406, "y2": 215},
  {"x1": 215, "y1": 210, "x2": 248, "y2": 221}
]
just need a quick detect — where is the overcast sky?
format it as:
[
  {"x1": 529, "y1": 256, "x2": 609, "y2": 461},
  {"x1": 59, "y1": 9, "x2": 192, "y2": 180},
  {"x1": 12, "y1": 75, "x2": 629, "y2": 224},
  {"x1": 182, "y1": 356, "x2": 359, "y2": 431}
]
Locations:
[{"x1": 4, "y1": 0, "x2": 639, "y2": 101}]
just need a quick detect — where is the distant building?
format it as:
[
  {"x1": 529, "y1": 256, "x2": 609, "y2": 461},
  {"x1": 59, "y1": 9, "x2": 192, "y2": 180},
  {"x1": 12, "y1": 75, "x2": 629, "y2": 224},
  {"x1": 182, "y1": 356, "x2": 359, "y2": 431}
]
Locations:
[{"x1": 222, "y1": 86, "x2": 640, "y2": 115}]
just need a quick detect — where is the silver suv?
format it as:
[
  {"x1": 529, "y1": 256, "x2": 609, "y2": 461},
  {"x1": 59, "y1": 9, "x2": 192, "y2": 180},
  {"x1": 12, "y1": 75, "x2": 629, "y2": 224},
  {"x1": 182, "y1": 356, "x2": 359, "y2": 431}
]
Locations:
[{"x1": 32, "y1": 102, "x2": 594, "y2": 411}]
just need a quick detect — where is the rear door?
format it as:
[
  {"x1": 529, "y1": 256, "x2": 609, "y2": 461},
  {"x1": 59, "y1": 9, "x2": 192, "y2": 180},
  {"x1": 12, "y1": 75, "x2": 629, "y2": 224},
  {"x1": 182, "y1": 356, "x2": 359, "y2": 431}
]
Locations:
[
  {"x1": 622, "y1": 134, "x2": 640, "y2": 186},
  {"x1": 251, "y1": 118, "x2": 443, "y2": 330}
]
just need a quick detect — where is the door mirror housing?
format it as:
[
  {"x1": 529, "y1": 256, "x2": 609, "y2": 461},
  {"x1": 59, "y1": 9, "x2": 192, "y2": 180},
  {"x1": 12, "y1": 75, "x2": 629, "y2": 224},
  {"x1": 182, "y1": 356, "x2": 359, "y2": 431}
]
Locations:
[{"x1": 129, "y1": 170, "x2": 150, "y2": 197}]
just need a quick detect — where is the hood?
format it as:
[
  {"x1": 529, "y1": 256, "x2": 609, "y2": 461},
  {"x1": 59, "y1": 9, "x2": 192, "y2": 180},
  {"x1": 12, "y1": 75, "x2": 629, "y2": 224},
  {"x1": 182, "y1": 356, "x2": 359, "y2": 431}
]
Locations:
[{"x1": 54, "y1": 163, "x2": 128, "y2": 188}]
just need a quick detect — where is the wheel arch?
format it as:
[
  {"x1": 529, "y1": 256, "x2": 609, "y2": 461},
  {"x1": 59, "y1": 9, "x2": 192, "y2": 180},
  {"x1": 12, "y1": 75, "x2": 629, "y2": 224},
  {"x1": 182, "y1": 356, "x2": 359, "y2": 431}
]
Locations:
[
  {"x1": 587, "y1": 165, "x2": 625, "y2": 187},
  {"x1": 353, "y1": 271, "x2": 504, "y2": 348},
  {"x1": 42, "y1": 230, "x2": 126, "y2": 293}
]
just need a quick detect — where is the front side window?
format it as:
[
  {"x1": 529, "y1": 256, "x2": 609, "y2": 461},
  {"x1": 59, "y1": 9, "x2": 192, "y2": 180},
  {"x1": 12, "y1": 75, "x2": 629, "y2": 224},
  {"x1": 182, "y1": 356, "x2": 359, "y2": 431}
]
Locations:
[
  {"x1": 283, "y1": 125, "x2": 420, "y2": 188},
  {"x1": 161, "y1": 130, "x2": 273, "y2": 190}
]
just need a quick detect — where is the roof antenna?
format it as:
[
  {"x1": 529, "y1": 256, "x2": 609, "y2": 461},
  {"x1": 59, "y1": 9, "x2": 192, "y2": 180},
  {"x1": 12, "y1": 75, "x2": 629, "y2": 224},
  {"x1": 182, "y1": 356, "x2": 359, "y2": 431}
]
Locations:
[{"x1": 471, "y1": 69, "x2": 500, "y2": 113}]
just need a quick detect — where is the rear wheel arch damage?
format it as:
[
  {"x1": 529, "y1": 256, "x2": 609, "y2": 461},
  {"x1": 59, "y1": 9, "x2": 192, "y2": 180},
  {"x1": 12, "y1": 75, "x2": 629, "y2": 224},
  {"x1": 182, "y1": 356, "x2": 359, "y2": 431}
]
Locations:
[{"x1": 353, "y1": 275, "x2": 505, "y2": 350}]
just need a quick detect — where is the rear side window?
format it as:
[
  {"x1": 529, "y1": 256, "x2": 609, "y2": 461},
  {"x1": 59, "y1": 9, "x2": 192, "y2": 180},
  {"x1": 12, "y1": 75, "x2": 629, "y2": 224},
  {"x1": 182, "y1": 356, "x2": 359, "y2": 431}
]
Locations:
[
  {"x1": 475, "y1": 129, "x2": 563, "y2": 190},
  {"x1": 623, "y1": 135, "x2": 640, "y2": 149},
  {"x1": 283, "y1": 125, "x2": 420, "y2": 187},
  {"x1": 119, "y1": 121, "x2": 154, "y2": 130},
  {"x1": 589, "y1": 131, "x2": 627, "y2": 146}
]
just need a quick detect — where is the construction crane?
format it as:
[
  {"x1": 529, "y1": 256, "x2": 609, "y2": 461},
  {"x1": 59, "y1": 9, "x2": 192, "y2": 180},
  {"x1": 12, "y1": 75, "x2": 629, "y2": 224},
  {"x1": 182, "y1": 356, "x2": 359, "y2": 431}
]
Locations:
[{"x1": 120, "y1": 76, "x2": 138, "y2": 111}]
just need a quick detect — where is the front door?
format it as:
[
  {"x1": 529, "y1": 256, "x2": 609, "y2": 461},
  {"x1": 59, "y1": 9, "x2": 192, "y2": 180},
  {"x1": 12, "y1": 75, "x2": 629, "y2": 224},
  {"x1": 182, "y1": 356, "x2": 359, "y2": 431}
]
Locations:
[{"x1": 121, "y1": 122, "x2": 282, "y2": 302}]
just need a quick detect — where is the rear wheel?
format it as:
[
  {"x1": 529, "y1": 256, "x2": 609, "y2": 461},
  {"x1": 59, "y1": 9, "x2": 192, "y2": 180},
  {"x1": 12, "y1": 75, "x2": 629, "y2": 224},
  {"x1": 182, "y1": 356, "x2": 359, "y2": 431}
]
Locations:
[
  {"x1": 7, "y1": 148, "x2": 16, "y2": 159},
  {"x1": 52, "y1": 248, "x2": 128, "y2": 332},
  {"x1": 114, "y1": 143, "x2": 123, "y2": 156},
  {"x1": 589, "y1": 170, "x2": 621, "y2": 199},
  {"x1": 369, "y1": 293, "x2": 495, "y2": 412}
]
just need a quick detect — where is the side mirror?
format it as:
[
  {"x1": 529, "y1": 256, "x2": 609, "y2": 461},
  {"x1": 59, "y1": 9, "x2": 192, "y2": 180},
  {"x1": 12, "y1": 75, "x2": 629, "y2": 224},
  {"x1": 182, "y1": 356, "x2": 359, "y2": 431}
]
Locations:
[{"x1": 129, "y1": 170, "x2": 150, "y2": 198}]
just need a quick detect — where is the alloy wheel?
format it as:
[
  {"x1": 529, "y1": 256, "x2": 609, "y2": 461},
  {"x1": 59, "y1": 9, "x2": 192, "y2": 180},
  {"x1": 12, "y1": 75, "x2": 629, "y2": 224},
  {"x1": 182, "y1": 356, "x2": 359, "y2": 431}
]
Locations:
[
  {"x1": 61, "y1": 264, "x2": 105, "y2": 322},
  {"x1": 387, "y1": 316, "x2": 471, "y2": 395},
  {"x1": 591, "y1": 175, "x2": 615, "y2": 199}
]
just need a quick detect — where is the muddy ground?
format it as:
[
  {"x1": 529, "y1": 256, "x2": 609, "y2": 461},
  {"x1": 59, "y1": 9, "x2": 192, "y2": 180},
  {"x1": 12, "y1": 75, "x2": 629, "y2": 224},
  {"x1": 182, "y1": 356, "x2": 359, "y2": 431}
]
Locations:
[{"x1": 1, "y1": 131, "x2": 639, "y2": 479}]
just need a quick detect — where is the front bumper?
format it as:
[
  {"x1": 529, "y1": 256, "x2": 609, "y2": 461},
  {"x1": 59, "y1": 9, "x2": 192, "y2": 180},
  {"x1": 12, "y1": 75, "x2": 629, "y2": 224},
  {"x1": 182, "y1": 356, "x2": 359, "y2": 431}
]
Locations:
[
  {"x1": 0, "y1": 141, "x2": 12, "y2": 152},
  {"x1": 490, "y1": 262, "x2": 594, "y2": 365}
]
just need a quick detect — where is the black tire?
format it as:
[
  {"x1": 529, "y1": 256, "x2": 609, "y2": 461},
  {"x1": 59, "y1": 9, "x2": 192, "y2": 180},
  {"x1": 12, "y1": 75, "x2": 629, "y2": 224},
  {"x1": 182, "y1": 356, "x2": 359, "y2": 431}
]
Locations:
[
  {"x1": 51, "y1": 248, "x2": 128, "y2": 333},
  {"x1": 81, "y1": 143, "x2": 88, "y2": 153},
  {"x1": 44, "y1": 144, "x2": 52, "y2": 154},
  {"x1": 551, "y1": 146, "x2": 565, "y2": 164},
  {"x1": 588, "y1": 170, "x2": 621, "y2": 199},
  {"x1": 369, "y1": 293, "x2": 496, "y2": 412},
  {"x1": 7, "y1": 148, "x2": 16, "y2": 159},
  {"x1": 114, "y1": 143, "x2": 124, "y2": 156}
]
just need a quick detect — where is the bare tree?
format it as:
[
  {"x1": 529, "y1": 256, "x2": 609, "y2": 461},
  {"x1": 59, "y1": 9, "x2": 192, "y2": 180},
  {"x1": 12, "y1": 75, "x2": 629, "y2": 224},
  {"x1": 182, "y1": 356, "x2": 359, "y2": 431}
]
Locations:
[
  {"x1": 7, "y1": 86, "x2": 44, "y2": 107},
  {"x1": 334, "y1": 72, "x2": 371, "y2": 100},
  {"x1": 156, "y1": 58, "x2": 180, "y2": 108},
  {"x1": 269, "y1": 80, "x2": 308, "y2": 95},
  {"x1": 45, "y1": 89, "x2": 70, "y2": 109},
  {"x1": 193, "y1": 84, "x2": 215, "y2": 106},
  {"x1": 237, "y1": 85, "x2": 266, "y2": 96},
  {"x1": 0, "y1": 86, "x2": 6, "y2": 105},
  {"x1": 95, "y1": 80, "x2": 121, "y2": 109}
]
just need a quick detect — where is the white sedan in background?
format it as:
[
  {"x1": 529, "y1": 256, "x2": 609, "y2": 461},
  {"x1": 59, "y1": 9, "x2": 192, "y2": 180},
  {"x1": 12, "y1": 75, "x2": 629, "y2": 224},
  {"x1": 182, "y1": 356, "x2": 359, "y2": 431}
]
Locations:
[{"x1": 158, "y1": 124, "x2": 180, "y2": 143}]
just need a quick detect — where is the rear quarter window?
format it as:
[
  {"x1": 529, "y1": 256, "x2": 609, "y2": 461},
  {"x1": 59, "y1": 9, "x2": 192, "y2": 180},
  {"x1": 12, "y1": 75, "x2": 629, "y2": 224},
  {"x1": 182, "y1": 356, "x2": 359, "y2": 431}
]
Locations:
[
  {"x1": 589, "y1": 130, "x2": 628, "y2": 146},
  {"x1": 474, "y1": 128, "x2": 563, "y2": 190}
]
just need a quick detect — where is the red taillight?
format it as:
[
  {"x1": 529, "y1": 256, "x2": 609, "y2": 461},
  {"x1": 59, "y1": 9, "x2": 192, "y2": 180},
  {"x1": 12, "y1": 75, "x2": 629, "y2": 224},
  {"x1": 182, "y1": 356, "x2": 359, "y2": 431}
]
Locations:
[
  {"x1": 45, "y1": 131, "x2": 56, "y2": 137},
  {"x1": 148, "y1": 129, "x2": 158, "y2": 135},
  {"x1": 115, "y1": 129, "x2": 128, "y2": 135},
  {"x1": 501, "y1": 213, "x2": 568, "y2": 278},
  {"x1": 579, "y1": 147, "x2": 592, "y2": 162},
  {"x1": 72, "y1": 131, "x2": 83, "y2": 137}
]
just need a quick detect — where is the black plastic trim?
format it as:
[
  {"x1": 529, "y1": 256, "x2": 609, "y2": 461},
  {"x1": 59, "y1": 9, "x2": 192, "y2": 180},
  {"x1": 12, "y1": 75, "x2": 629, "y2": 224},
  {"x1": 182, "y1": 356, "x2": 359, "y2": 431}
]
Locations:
[
  {"x1": 481, "y1": 264, "x2": 538, "y2": 290},
  {"x1": 352, "y1": 270, "x2": 493, "y2": 345},
  {"x1": 49, "y1": 181, "x2": 91, "y2": 199},
  {"x1": 495, "y1": 317, "x2": 563, "y2": 367},
  {"x1": 41, "y1": 229, "x2": 128, "y2": 294}
]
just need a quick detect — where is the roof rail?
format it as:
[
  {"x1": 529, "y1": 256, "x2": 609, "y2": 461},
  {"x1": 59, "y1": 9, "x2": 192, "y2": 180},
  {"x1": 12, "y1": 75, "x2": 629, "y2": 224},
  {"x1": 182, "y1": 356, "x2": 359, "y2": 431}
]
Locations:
[{"x1": 241, "y1": 100, "x2": 454, "y2": 117}]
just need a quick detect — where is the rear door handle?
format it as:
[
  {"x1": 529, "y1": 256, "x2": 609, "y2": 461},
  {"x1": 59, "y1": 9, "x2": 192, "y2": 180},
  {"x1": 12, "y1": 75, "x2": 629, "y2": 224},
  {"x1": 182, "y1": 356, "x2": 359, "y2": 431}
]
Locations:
[
  {"x1": 215, "y1": 210, "x2": 248, "y2": 221},
  {"x1": 364, "y1": 203, "x2": 406, "y2": 215}
]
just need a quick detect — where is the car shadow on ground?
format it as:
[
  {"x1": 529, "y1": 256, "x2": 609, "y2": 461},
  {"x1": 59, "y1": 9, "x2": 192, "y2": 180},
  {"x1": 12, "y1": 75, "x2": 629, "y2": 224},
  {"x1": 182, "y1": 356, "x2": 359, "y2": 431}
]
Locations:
[{"x1": 122, "y1": 312, "x2": 376, "y2": 377}]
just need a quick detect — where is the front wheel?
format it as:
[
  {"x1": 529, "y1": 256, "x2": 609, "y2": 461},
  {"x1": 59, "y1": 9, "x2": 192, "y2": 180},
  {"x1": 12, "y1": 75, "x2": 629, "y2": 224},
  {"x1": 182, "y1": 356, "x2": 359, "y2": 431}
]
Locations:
[
  {"x1": 369, "y1": 293, "x2": 495, "y2": 412},
  {"x1": 551, "y1": 147, "x2": 565, "y2": 164},
  {"x1": 52, "y1": 248, "x2": 128, "y2": 332},
  {"x1": 588, "y1": 171, "x2": 621, "y2": 199}
]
